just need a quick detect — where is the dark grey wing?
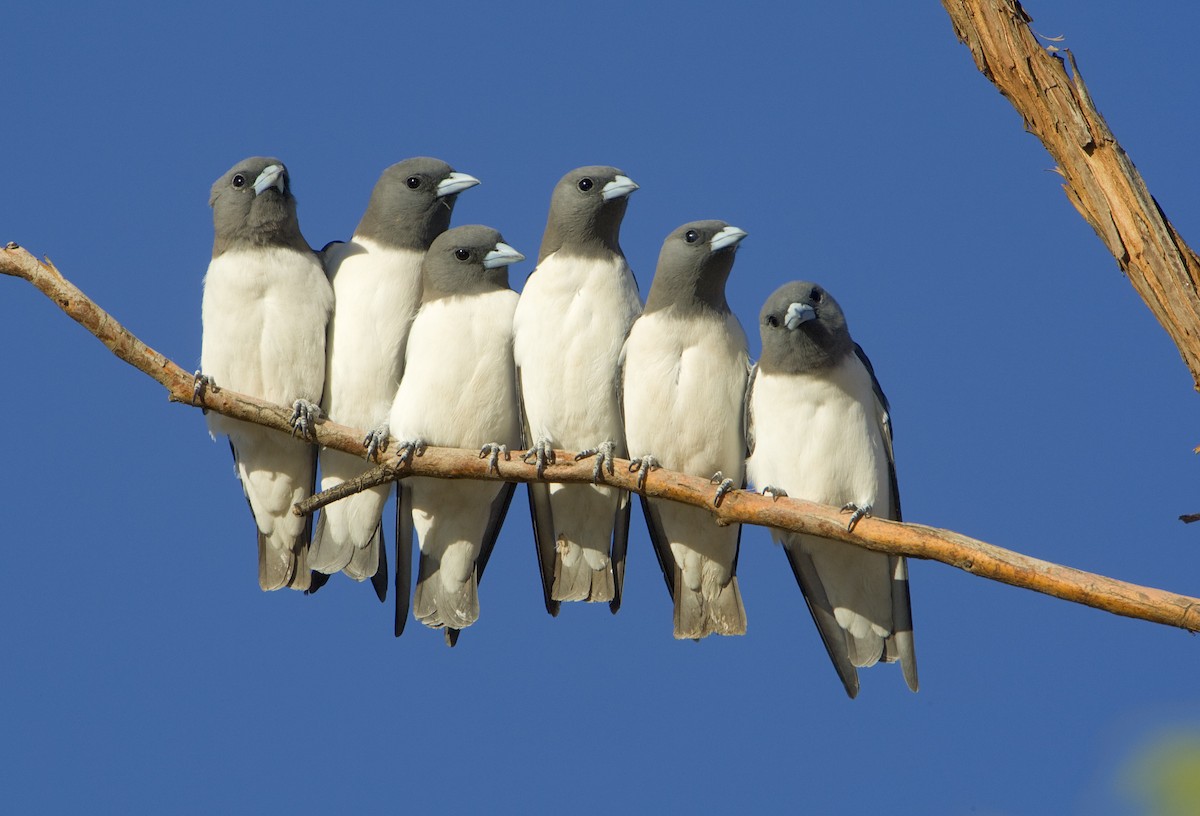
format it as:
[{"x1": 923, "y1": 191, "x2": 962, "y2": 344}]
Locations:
[
  {"x1": 783, "y1": 541, "x2": 860, "y2": 699},
  {"x1": 743, "y1": 363, "x2": 759, "y2": 459},
  {"x1": 517, "y1": 367, "x2": 561, "y2": 617},
  {"x1": 640, "y1": 496, "x2": 676, "y2": 601},
  {"x1": 608, "y1": 491, "x2": 631, "y2": 614},
  {"x1": 393, "y1": 482, "x2": 413, "y2": 638},
  {"x1": 854, "y1": 342, "x2": 918, "y2": 691},
  {"x1": 853, "y1": 342, "x2": 899, "y2": 521},
  {"x1": 475, "y1": 481, "x2": 516, "y2": 582},
  {"x1": 368, "y1": 523, "x2": 388, "y2": 603},
  {"x1": 609, "y1": 348, "x2": 634, "y2": 614}
]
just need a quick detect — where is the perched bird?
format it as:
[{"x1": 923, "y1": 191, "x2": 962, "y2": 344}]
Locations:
[
  {"x1": 513, "y1": 166, "x2": 641, "y2": 614},
  {"x1": 745, "y1": 281, "x2": 918, "y2": 697},
  {"x1": 621, "y1": 220, "x2": 750, "y2": 639},
  {"x1": 388, "y1": 225, "x2": 524, "y2": 643},
  {"x1": 310, "y1": 158, "x2": 480, "y2": 604},
  {"x1": 198, "y1": 157, "x2": 334, "y2": 591}
]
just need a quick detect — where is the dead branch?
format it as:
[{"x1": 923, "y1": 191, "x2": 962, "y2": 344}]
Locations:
[
  {"x1": 940, "y1": 0, "x2": 1200, "y2": 389},
  {"x1": 3, "y1": 241, "x2": 1198, "y2": 634}
]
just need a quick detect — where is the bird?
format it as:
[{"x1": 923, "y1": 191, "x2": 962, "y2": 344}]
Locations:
[
  {"x1": 387, "y1": 225, "x2": 524, "y2": 643},
  {"x1": 744, "y1": 280, "x2": 918, "y2": 697},
  {"x1": 621, "y1": 220, "x2": 750, "y2": 639},
  {"x1": 512, "y1": 165, "x2": 641, "y2": 615},
  {"x1": 309, "y1": 158, "x2": 480, "y2": 606},
  {"x1": 198, "y1": 156, "x2": 334, "y2": 591}
]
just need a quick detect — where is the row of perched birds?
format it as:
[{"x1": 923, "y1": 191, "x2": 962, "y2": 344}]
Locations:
[{"x1": 198, "y1": 156, "x2": 917, "y2": 698}]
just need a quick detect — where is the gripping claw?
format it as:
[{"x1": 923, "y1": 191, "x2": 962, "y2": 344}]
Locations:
[
  {"x1": 628, "y1": 455, "x2": 660, "y2": 491},
  {"x1": 841, "y1": 502, "x2": 873, "y2": 532},
  {"x1": 289, "y1": 399, "x2": 321, "y2": 440},
  {"x1": 395, "y1": 438, "x2": 427, "y2": 468},
  {"x1": 761, "y1": 485, "x2": 788, "y2": 501},
  {"x1": 710, "y1": 471, "x2": 736, "y2": 507},
  {"x1": 575, "y1": 439, "x2": 617, "y2": 484},
  {"x1": 479, "y1": 443, "x2": 510, "y2": 474},
  {"x1": 191, "y1": 371, "x2": 217, "y2": 406},
  {"x1": 521, "y1": 438, "x2": 556, "y2": 479},
  {"x1": 363, "y1": 423, "x2": 390, "y2": 460}
]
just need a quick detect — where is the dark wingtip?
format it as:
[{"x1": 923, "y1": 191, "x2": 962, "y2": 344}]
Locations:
[
  {"x1": 546, "y1": 599, "x2": 561, "y2": 617},
  {"x1": 608, "y1": 598, "x2": 621, "y2": 615},
  {"x1": 305, "y1": 570, "x2": 330, "y2": 595},
  {"x1": 445, "y1": 628, "x2": 460, "y2": 647},
  {"x1": 371, "y1": 544, "x2": 388, "y2": 603}
]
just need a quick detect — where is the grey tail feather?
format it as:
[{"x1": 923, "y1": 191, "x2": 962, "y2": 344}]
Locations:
[
  {"x1": 609, "y1": 489, "x2": 631, "y2": 615},
  {"x1": 257, "y1": 530, "x2": 310, "y2": 592},
  {"x1": 413, "y1": 554, "x2": 479, "y2": 631},
  {"x1": 671, "y1": 573, "x2": 747, "y2": 640},
  {"x1": 394, "y1": 483, "x2": 413, "y2": 638},
  {"x1": 784, "y1": 543, "x2": 860, "y2": 698},
  {"x1": 551, "y1": 556, "x2": 615, "y2": 603}
]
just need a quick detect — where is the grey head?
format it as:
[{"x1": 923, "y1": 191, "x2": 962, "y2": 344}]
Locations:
[
  {"x1": 421, "y1": 224, "x2": 525, "y2": 300},
  {"x1": 537, "y1": 166, "x2": 638, "y2": 263},
  {"x1": 355, "y1": 157, "x2": 480, "y2": 251},
  {"x1": 757, "y1": 281, "x2": 855, "y2": 375},
  {"x1": 209, "y1": 157, "x2": 310, "y2": 258},
  {"x1": 643, "y1": 220, "x2": 747, "y2": 317}
]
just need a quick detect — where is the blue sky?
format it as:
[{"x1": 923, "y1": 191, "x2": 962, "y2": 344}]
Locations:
[{"x1": 4, "y1": 2, "x2": 1199, "y2": 813}]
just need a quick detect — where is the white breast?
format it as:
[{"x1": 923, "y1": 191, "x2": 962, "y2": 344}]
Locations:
[
  {"x1": 201, "y1": 246, "x2": 333, "y2": 420},
  {"x1": 513, "y1": 252, "x2": 642, "y2": 449},
  {"x1": 746, "y1": 355, "x2": 890, "y2": 512},
  {"x1": 323, "y1": 237, "x2": 424, "y2": 429}
]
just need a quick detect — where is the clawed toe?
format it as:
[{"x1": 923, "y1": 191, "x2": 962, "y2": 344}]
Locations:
[
  {"x1": 479, "y1": 443, "x2": 510, "y2": 474},
  {"x1": 575, "y1": 440, "x2": 617, "y2": 484},
  {"x1": 710, "y1": 472, "x2": 736, "y2": 507},
  {"x1": 521, "y1": 439, "x2": 555, "y2": 478},
  {"x1": 628, "y1": 455, "x2": 660, "y2": 491},
  {"x1": 395, "y1": 438, "x2": 427, "y2": 468},
  {"x1": 841, "y1": 502, "x2": 872, "y2": 532},
  {"x1": 289, "y1": 399, "x2": 321, "y2": 440},
  {"x1": 363, "y1": 425, "x2": 390, "y2": 460},
  {"x1": 191, "y1": 371, "x2": 217, "y2": 406},
  {"x1": 762, "y1": 485, "x2": 788, "y2": 501}
]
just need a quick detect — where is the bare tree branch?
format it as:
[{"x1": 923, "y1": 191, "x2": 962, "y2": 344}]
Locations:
[
  {"x1": 940, "y1": 0, "x2": 1200, "y2": 389},
  {"x1": 4, "y1": 242, "x2": 1198, "y2": 634}
]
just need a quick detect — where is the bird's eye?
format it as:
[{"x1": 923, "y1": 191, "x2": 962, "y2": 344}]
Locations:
[
  {"x1": 685, "y1": 230, "x2": 699, "y2": 243},
  {"x1": 766, "y1": 315, "x2": 780, "y2": 328},
  {"x1": 578, "y1": 178, "x2": 594, "y2": 192},
  {"x1": 407, "y1": 177, "x2": 421, "y2": 189},
  {"x1": 811, "y1": 288, "x2": 823, "y2": 303},
  {"x1": 232, "y1": 174, "x2": 246, "y2": 188},
  {"x1": 454, "y1": 248, "x2": 471, "y2": 261}
]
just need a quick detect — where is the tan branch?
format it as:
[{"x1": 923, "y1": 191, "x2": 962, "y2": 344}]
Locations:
[
  {"x1": 940, "y1": 0, "x2": 1200, "y2": 388},
  {"x1": 4, "y1": 241, "x2": 1198, "y2": 634}
]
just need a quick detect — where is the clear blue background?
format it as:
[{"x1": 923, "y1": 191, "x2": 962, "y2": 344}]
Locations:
[{"x1": 3, "y1": 2, "x2": 1198, "y2": 813}]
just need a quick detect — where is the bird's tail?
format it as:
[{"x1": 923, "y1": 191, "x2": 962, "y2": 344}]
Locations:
[
  {"x1": 258, "y1": 530, "x2": 310, "y2": 591},
  {"x1": 413, "y1": 556, "x2": 479, "y2": 631},
  {"x1": 673, "y1": 568, "x2": 746, "y2": 639},
  {"x1": 552, "y1": 541, "x2": 615, "y2": 603}
]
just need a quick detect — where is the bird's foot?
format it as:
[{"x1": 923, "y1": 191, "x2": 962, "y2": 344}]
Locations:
[
  {"x1": 628, "y1": 455, "x2": 660, "y2": 491},
  {"x1": 479, "y1": 442, "x2": 511, "y2": 474},
  {"x1": 521, "y1": 438, "x2": 556, "y2": 479},
  {"x1": 363, "y1": 422, "x2": 390, "y2": 461},
  {"x1": 191, "y1": 370, "x2": 217, "y2": 406},
  {"x1": 761, "y1": 485, "x2": 789, "y2": 502},
  {"x1": 841, "y1": 502, "x2": 873, "y2": 532},
  {"x1": 289, "y1": 399, "x2": 321, "y2": 440},
  {"x1": 710, "y1": 471, "x2": 736, "y2": 507},
  {"x1": 395, "y1": 437, "x2": 427, "y2": 468},
  {"x1": 575, "y1": 439, "x2": 617, "y2": 484}
]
